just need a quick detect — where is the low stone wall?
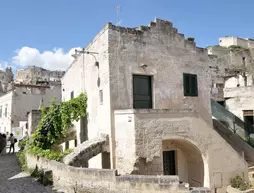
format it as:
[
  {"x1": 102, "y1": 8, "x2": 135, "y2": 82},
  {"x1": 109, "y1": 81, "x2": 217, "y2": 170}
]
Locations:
[
  {"x1": 227, "y1": 186, "x2": 254, "y2": 193},
  {"x1": 26, "y1": 154, "x2": 191, "y2": 193}
]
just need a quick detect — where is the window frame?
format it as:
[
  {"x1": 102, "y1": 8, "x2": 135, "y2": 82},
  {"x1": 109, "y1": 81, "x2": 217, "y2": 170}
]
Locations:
[
  {"x1": 132, "y1": 74, "x2": 153, "y2": 109},
  {"x1": 183, "y1": 73, "x2": 198, "y2": 97}
]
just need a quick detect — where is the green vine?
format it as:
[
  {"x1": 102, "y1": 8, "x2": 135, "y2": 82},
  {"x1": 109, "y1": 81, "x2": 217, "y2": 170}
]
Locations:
[
  {"x1": 28, "y1": 93, "x2": 87, "y2": 160},
  {"x1": 229, "y1": 45, "x2": 249, "y2": 53}
]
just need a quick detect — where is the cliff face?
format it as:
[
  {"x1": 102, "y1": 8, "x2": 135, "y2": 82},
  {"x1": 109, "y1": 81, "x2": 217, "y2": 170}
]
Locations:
[{"x1": 15, "y1": 66, "x2": 65, "y2": 85}]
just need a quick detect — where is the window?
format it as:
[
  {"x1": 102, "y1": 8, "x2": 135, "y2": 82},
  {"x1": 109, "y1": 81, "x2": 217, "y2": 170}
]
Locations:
[
  {"x1": 70, "y1": 91, "x2": 74, "y2": 99},
  {"x1": 133, "y1": 75, "x2": 152, "y2": 109},
  {"x1": 183, "y1": 73, "x2": 198, "y2": 96},
  {"x1": 4, "y1": 104, "x2": 8, "y2": 117},
  {"x1": 0, "y1": 106, "x2": 2, "y2": 118},
  {"x1": 243, "y1": 57, "x2": 246, "y2": 66},
  {"x1": 99, "y1": 90, "x2": 103, "y2": 105}
]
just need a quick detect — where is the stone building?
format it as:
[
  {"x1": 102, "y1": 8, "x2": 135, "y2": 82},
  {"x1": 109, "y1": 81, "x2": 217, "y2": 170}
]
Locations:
[
  {"x1": 62, "y1": 19, "x2": 253, "y2": 193},
  {"x1": 15, "y1": 66, "x2": 65, "y2": 85},
  {"x1": 0, "y1": 83, "x2": 61, "y2": 134},
  {"x1": 208, "y1": 37, "x2": 254, "y2": 121}
]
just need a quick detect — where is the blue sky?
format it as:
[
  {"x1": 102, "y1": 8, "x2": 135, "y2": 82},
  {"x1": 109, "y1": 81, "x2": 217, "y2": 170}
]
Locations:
[{"x1": 0, "y1": 0, "x2": 253, "y2": 71}]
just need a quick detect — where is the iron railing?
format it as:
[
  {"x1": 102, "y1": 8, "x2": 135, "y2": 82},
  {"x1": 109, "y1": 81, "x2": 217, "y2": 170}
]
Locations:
[{"x1": 211, "y1": 99, "x2": 254, "y2": 147}]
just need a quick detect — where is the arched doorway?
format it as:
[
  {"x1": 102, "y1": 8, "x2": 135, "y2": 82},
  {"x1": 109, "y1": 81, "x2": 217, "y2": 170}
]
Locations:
[{"x1": 162, "y1": 139, "x2": 206, "y2": 187}]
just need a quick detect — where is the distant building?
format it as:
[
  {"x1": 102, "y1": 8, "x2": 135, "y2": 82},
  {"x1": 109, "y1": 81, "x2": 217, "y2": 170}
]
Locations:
[
  {"x1": 15, "y1": 66, "x2": 65, "y2": 85},
  {"x1": 208, "y1": 37, "x2": 254, "y2": 120},
  {"x1": 219, "y1": 36, "x2": 254, "y2": 49},
  {"x1": 0, "y1": 83, "x2": 61, "y2": 134}
]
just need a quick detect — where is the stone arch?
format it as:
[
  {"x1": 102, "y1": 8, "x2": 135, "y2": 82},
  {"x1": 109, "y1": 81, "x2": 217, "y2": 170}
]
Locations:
[{"x1": 162, "y1": 136, "x2": 209, "y2": 188}]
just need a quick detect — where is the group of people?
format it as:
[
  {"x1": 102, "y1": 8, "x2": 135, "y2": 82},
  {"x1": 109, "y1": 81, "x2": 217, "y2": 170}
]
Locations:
[{"x1": 0, "y1": 133, "x2": 16, "y2": 155}]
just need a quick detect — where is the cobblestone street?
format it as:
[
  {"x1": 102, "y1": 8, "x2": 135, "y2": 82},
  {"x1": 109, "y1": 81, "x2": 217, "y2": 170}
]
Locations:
[{"x1": 0, "y1": 154, "x2": 55, "y2": 193}]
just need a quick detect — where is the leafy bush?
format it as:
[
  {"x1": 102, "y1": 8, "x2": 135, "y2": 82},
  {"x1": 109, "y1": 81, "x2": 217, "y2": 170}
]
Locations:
[
  {"x1": 230, "y1": 174, "x2": 250, "y2": 191},
  {"x1": 17, "y1": 150, "x2": 27, "y2": 171},
  {"x1": 18, "y1": 137, "x2": 29, "y2": 148},
  {"x1": 229, "y1": 45, "x2": 249, "y2": 53},
  {"x1": 28, "y1": 146, "x2": 73, "y2": 162},
  {"x1": 31, "y1": 93, "x2": 87, "y2": 150},
  {"x1": 31, "y1": 165, "x2": 43, "y2": 179}
]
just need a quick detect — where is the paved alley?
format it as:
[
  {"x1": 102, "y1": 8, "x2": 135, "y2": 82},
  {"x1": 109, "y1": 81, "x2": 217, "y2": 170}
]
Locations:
[{"x1": 0, "y1": 154, "x2": 56, "y2": 193}]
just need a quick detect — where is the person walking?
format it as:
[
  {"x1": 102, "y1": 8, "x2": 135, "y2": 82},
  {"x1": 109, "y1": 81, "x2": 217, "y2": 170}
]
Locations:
[{"x1": 8, "y1": 133, "x2": 15, "y2": 154}]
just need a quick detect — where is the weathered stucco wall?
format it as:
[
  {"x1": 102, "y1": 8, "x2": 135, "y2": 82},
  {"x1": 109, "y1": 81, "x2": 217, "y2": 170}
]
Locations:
[
  {"x1": 108, "y1": 19, "x2": 213, "y2": 126},
  {"x1": 11, "y1": 85, "x2": 61, "y2": 129},
  {"x1": 26, "y1": 154, "x2": 193, "y2": 193},
  {"x1": 61, "y1": 26, "x2": 111, "y2": 169},
  {"x1": 114, "y1": 109, "x2": 248, "y2": 193},
  {"x1": 107, "y1": 18, "x2": 219, "y2": 171}
]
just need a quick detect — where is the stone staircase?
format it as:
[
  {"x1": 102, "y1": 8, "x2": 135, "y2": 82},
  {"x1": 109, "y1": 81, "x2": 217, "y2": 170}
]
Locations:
[{"x1": 63, "y1": 134, "x2": 109, "y2": 167}]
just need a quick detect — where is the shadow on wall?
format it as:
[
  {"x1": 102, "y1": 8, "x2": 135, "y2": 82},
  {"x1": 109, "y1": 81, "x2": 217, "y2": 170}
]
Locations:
[
  {"x1": 162, "y1": 139, "x2": 205, "y2": 187},
  {"x1": 130, "y1": 139, "x2": 206, "y2": 188}
]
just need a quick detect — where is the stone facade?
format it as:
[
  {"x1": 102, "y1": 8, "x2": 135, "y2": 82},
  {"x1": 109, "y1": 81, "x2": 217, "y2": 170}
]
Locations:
[
  {"x1": 62, "y1": 18, "x2": 249, "y2": 193},
  {"x1": 15, "y1": 66, "x2": 64, "y2": 85}
]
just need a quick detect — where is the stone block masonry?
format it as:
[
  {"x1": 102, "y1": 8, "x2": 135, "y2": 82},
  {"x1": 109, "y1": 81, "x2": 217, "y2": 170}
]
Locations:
[{"x1": 26, "y1": 154, "x2": 196, "y2": 193}]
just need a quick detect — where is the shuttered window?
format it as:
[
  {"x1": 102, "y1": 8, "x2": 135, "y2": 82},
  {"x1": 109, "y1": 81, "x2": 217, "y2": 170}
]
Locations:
[
  {"x1": 133, "y1": 75, "x2": 152, "y2": 109},
  {"x1": 183, "y1": 73, "x2": 198, "y2": 96}
]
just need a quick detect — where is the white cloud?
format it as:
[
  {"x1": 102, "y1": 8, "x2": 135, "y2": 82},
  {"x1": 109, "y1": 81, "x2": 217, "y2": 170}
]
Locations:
[
  {"x1": 0, "y1": 61, "x2": 11, "y2": 71},
  {"x1": 12, "y1": 46, "x2": 81, "y2": 71}
]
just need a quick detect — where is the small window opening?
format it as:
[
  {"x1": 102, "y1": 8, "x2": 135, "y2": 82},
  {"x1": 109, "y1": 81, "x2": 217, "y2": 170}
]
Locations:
[{"x1": 99, "y1": 90, "x2": 103, "y2": 105}]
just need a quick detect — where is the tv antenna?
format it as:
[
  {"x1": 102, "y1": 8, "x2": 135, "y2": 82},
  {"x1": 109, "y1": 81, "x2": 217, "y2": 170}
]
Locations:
[{"x1": 116, "y1": 4, "x2": 122, "y2": 26}]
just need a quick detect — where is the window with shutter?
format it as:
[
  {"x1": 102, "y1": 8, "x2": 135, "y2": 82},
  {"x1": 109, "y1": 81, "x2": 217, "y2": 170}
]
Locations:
[
  {"x1": 133, "y1": 75, "x2": 152, "y2": 109},
  {"x1": 183, "y1": 73, "x2": 198, "y2": 97}
]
